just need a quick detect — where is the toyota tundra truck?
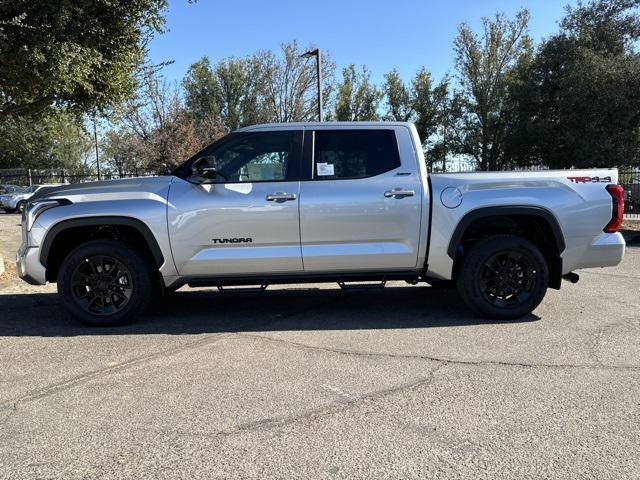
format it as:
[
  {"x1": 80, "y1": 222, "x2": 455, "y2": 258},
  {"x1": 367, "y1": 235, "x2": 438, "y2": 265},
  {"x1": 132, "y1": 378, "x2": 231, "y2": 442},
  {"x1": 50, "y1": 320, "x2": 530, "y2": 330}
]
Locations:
[{"x1": 17, "y1": 122, "x2": 626, "y2": 326}]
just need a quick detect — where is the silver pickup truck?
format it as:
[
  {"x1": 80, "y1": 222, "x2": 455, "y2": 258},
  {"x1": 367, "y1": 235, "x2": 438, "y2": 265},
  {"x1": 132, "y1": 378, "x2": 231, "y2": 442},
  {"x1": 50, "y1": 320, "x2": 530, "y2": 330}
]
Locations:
[{"x1": 17, "y1": 122, "x2": 626, "y2": 325}]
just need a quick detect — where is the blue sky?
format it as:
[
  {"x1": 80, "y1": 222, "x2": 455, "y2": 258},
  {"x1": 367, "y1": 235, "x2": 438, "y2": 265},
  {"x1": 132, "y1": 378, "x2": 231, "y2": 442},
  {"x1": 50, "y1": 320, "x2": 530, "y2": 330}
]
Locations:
[{"x1": 149, "y1": 0, "x2": 574, "y2": 85}]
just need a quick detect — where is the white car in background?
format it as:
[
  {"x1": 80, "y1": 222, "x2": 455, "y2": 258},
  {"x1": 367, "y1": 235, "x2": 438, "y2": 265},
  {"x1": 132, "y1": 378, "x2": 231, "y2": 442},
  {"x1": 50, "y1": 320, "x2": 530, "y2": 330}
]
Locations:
[{"x1": 0, "y1": 184, "x2": 65, "y2": 214}]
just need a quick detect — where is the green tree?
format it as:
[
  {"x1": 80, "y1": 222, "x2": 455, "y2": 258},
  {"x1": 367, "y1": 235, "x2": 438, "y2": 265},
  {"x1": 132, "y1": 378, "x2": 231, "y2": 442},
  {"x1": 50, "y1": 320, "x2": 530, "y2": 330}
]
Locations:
[
  {"x1": 0, "y1": 112, "x2": 91, "y2": 169},
  {"x1": 451, "y1": 9, "x2": 532, "y2": 171},
  {"x1": 0, "y1": 1, "x2": 167, "y2": 118},
  {"x1": 508, "y1": 0, "x2": 640, "y2": 168},
  {"x1": 420, "y1": 75, "x2": 452, "y2": 172},
  {"x1": 383, "y1": 69, "x2": 413, "y2": 122},
  {"x1": 102, "y1": 129, "x2": 140, "y2": 176},
  {"x1": 48, "y1": 114, "x2": 93, "y2": 169},
  {"x1": 182, "y1": 57, "x2": 220, "y2": 127},
  {"x1": 212, "y1": 56, "x2": 266, "y2": 129},
  {"x1": 382, "y1": 67, "x2": 453, "y2": 170},
  {"x1": 335, "y1": 64, "x2": 381, "y2": 121}
]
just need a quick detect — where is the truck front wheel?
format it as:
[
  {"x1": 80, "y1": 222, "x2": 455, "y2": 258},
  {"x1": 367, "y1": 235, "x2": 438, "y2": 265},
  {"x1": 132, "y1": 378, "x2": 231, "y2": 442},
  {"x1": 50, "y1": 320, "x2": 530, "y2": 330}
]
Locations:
[
  {"x1": 457, "y1": 235, "x2": 549, "y2": 319},
  {"x1": 57, "y1": 239, "x2": 153, "y2": 326}
]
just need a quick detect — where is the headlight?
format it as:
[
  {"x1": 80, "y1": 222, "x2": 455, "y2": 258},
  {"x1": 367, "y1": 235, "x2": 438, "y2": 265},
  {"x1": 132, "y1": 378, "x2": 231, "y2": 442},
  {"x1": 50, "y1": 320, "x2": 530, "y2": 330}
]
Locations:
[{"x1": 24, "y1": 199, "x2": 70, "y2": 231}]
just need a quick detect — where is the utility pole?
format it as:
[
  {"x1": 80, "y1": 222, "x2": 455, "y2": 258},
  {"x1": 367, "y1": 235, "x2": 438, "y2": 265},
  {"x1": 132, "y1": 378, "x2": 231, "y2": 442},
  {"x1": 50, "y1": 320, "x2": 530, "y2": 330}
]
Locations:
[
  {"x1": 93, "y1": 114, "x2": 101, "y2": 181},
  {"x1": 301, "y1": 48, "x2": 323, "y2": 122}
]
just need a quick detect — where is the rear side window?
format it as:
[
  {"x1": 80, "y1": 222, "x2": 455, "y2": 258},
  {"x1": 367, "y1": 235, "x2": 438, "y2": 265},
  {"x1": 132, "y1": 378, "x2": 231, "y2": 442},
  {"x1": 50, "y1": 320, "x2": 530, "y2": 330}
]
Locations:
[{"x1": 313, "y1": 130, "x2": 401, "y2": 180}]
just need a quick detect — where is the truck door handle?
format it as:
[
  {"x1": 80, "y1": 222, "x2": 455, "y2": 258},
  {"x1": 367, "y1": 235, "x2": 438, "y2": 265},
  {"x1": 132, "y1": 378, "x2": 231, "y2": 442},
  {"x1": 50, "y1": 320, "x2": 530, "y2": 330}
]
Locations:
[
  {"x1": 266, "y1": 192, "x2": 297, "y2": 202},
  {"x1": 384, "y1": 189, "x2": 415, "y2": 198}
]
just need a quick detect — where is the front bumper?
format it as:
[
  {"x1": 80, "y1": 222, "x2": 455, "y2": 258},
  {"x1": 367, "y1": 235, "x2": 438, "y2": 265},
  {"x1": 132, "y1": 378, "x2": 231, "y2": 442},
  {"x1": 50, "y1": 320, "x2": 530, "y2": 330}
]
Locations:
[
  {"x1": 16, "y1": 242, "x2": 47, "y2": 285},
  {"x1": 0, "y1": 198, "x2": 18, "y2": 209}
]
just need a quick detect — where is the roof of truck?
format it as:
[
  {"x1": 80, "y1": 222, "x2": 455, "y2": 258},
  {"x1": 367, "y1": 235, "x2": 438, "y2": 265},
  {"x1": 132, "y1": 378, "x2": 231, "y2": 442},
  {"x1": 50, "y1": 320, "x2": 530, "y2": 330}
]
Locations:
[{"x1": 236, "y1": 121, "x2": 413, "y2": 132}]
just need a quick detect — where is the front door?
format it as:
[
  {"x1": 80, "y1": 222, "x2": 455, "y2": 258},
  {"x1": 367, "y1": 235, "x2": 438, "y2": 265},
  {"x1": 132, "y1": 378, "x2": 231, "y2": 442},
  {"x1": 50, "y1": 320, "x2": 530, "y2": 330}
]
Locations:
[{"x1": 168, "y1": 130, "x2": 303, "y2": 276}]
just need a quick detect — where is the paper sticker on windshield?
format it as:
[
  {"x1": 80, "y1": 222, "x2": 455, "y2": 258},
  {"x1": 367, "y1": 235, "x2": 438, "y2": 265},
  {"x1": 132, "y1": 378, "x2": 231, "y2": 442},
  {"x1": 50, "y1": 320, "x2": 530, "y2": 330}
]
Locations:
[{"x1": 317, "y1": 163, "x2": 335, "y2": 176}]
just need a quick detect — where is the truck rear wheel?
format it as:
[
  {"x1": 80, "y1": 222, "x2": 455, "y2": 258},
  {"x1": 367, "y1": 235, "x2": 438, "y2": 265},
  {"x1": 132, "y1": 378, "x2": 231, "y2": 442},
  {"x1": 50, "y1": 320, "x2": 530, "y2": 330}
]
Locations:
[
  {"x1": 57, "y1": 240, "x2": 153, "y2": 326},
  {"x1": 457, "y1": 235, "x2": 548, "y2": 319}
]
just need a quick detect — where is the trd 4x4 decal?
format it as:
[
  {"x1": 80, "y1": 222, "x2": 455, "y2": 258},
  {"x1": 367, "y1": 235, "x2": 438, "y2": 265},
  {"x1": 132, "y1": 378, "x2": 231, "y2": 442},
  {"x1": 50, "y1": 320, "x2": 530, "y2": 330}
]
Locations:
[{"x1": 567, "y1": 176, "x2": 612, "y2": 184}]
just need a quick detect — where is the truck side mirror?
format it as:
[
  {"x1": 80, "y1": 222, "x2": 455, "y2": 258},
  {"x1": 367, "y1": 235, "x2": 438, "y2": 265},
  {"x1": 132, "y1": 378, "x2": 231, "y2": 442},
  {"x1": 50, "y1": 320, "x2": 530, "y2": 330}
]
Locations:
[{"x1": 192, "y1": 156, "x2": 218, "y2": 183}]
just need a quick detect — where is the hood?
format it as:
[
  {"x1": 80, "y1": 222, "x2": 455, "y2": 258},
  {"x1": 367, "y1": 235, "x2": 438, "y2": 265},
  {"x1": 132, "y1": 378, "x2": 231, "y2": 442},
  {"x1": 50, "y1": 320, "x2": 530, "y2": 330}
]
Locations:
[
  {"x1": 30, "y1": 176, "x2": 174, "y2": 204},
  {"x1": 0, "y1": 191, "x2": 26, "y2": 200}
]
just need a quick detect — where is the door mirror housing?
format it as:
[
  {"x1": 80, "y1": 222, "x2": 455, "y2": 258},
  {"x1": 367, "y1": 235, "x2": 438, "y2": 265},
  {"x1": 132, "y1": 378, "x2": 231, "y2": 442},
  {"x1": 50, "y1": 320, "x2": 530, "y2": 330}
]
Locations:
[{"x1": 192, "y1": 156, "x2": 218, "y2": 183}]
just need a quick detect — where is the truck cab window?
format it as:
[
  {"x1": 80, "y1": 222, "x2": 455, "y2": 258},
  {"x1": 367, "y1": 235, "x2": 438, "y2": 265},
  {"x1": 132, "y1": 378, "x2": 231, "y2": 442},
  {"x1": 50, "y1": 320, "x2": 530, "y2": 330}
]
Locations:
[
  {"x1": 313, "y1": 130, "x2": 401, "y2": 180},
  {"x1": 200, "y1": 131, "x2": 296, "y2": 183}
]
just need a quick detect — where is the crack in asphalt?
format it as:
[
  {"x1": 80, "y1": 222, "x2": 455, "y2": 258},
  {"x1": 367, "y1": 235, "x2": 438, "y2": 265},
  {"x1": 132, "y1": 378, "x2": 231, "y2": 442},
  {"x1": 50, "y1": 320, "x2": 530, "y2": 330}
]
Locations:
[
  {"x1": 0, "y1": 299, "x2": 334, "y2": 414},
  {"x1": 238, "y1": 332, "x2": 640, "y2": 372},
  {"x1": 147, "y1": 362, "x2": 448, "y2": 441},
  {"x1": 0, "y1": 333, "x2": 230, "y2": 412}
]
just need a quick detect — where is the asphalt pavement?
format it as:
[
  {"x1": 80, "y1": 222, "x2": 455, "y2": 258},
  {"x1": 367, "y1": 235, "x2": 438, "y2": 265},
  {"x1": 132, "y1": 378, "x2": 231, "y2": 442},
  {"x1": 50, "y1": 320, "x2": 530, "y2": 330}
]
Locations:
[{"x1": 0, "y1": 212, "x2": 638, "y2": 479}]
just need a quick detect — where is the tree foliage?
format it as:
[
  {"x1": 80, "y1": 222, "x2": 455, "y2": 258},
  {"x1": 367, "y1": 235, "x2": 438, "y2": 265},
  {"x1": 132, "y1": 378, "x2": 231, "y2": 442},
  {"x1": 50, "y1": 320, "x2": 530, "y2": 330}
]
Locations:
[
  {"x1": 183, "y1": 41, "x2": 335, "y2": 132},
  {"x1": 335, "y1": 64, "x2": 381, "y2": 121},
  {"x1": 451, "y1": 9, "x2": 533, "y2": 171},
  {"x1": 115, "y1": 72, "x2": 221, "y2": 171},
  {"x1": 0, "y1": 1, "x2": 167, "y2": 118},
  {"x1": 3, "y1": 2, "x2": 640, "y2": 173},
  {"x1": 0, "y1": 112, "x2": 92, "y2": 169},
  {"x1": 262, "y1": 41, "x2": 335, "y2": 122},
  {"x1": 507, "y1": 0, "x2": 640, "y2": 168}
]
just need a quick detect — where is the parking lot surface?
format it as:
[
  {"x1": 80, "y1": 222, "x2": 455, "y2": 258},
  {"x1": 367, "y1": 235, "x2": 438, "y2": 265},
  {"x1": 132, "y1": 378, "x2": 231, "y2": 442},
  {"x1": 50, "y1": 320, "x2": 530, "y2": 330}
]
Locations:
[{"x1": 0, "y1": 213, "x2": 639, "y2": 479}]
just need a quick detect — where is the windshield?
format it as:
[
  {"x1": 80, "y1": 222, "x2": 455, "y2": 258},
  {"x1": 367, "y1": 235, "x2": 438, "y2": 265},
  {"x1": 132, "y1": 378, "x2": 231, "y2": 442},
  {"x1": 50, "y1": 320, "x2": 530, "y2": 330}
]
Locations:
[{"x1": 0, "y1": 185, "x2": 25, "y2": 194}]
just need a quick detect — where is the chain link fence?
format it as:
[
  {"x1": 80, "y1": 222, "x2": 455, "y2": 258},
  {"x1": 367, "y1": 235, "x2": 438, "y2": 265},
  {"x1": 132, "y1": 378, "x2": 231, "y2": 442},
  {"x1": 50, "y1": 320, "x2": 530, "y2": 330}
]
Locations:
[
  {"x1": 1, "y1": 166, "x2": 638, "y2": 219},
  {"x1": 619, "y1": 168, "x2": 640, "y2": 220},
  {"x1": 0, "y1": 168, "x2": 155, "y2": 187}
]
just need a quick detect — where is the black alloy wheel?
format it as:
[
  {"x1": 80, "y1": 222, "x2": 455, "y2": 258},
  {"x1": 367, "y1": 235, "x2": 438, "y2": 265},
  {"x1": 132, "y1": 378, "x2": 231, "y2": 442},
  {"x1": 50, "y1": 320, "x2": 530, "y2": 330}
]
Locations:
[
  {"x1": 478, "y1": 250, "x2": 537, "y2": 308},
  {"x1": 70, "y1": 255, "x2": 134, "y2": 316}
]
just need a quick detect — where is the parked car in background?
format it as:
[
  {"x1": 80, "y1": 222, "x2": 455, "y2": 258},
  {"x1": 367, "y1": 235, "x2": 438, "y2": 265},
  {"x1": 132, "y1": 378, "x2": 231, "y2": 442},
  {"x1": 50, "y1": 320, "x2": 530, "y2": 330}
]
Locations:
[
  {"x1": 0, "y1": 184, "x2": 65, "y2": 214},
  {"x1": 0, "y1": 184, "x2": 25, "y2": 195}
]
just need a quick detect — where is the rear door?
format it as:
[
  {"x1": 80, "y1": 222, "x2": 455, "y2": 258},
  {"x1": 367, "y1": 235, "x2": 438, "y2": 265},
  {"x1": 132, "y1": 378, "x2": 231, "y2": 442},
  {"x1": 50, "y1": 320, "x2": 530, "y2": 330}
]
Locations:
[
  {"x1": 299, "y1": 127, "x2": 423, "y2": 272},
  {"x1": 168, "y1": 130, "x2": 304, "y2": 276}
]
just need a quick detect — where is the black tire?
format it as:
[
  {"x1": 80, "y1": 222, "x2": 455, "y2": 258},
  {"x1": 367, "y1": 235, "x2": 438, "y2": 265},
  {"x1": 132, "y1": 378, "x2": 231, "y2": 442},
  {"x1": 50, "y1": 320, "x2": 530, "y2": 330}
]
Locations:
[
  {"x1": 57, "y1": 239, "x2": 154, "y2": 326},
  {"x1": 457, "y1": 235, "x2": 549, "y2": 319},
  {"x1": 16, "y1": 200, "x2": 25, "y2": 214}
]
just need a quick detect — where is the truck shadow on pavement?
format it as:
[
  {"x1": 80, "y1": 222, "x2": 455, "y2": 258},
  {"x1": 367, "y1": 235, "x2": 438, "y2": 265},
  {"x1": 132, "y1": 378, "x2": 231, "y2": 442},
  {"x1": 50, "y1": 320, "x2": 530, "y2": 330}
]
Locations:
[{"x1": 0, "y1": 285, "x2": 539, "y2": 337}]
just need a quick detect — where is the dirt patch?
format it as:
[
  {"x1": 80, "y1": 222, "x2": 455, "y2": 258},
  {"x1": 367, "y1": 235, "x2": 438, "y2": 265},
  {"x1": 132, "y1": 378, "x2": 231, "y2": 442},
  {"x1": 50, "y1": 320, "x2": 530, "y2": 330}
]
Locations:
[{"x1": 621, "y1": 219, "x2": 640, "y2": 244}]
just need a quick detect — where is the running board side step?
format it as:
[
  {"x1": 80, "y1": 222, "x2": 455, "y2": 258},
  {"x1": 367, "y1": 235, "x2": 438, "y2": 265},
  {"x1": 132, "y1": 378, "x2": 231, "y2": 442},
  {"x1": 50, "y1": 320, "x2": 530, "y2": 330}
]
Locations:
[
  {"x1": 337, "y1": 279, "x2": 387, "y2": 290},
  {"x1": 216, "y1": 282, "x2": 269, "y2": 294}
]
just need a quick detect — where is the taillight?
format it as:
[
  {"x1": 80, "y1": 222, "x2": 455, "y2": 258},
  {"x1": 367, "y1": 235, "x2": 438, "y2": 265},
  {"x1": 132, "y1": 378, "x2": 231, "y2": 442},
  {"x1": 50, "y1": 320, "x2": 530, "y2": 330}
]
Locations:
[{"x1": 604, "y1": 184, "x2": 624, "y2": 233}]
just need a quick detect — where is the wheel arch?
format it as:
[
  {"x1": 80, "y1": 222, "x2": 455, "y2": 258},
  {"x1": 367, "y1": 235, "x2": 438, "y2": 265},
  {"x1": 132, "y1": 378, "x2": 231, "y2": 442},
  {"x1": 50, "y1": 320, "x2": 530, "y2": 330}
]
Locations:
[
  {"x1": 40, "y1": 216, "x2": 164, "y2": 282},
  {"x1": 447, "y1": 206, "x2": 566, "y2": 289}
]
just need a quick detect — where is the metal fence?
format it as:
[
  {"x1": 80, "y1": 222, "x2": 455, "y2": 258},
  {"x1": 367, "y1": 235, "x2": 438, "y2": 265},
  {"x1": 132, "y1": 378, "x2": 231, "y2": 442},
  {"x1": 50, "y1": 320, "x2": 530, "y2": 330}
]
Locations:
[
  {"x1": 0, "y1": 168, "x2": 153, "y2": 187},
  {"x1": 619, "y1": 168, "x2": 640, "y2": 220},
  {"x1": 2, "y1": 166, "x2": 639, "y2": 220}
]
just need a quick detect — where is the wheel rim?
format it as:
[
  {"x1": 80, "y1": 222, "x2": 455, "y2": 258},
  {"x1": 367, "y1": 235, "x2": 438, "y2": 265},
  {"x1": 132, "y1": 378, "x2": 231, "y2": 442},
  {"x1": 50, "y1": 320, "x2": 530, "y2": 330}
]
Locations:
[
  {"x1": 70, "y1": 255, "x2": 133, "y2": 316},
  {"x1": 478, "y1": 250, "x2": 537, "y2": 308},
  {"x1": 17, "y1": 202, "x2": 24, "y2": 213}
]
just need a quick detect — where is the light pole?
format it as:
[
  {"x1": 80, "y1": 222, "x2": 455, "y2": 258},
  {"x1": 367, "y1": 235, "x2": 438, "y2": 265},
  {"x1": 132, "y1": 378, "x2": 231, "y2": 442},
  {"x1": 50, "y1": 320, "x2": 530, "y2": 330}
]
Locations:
[
  {"x1": 301, "y1": 48, "x2": 323, "y2": 122},
  {"x1": 92, "y1": 113, "x2": 101, "y2": 181}
]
